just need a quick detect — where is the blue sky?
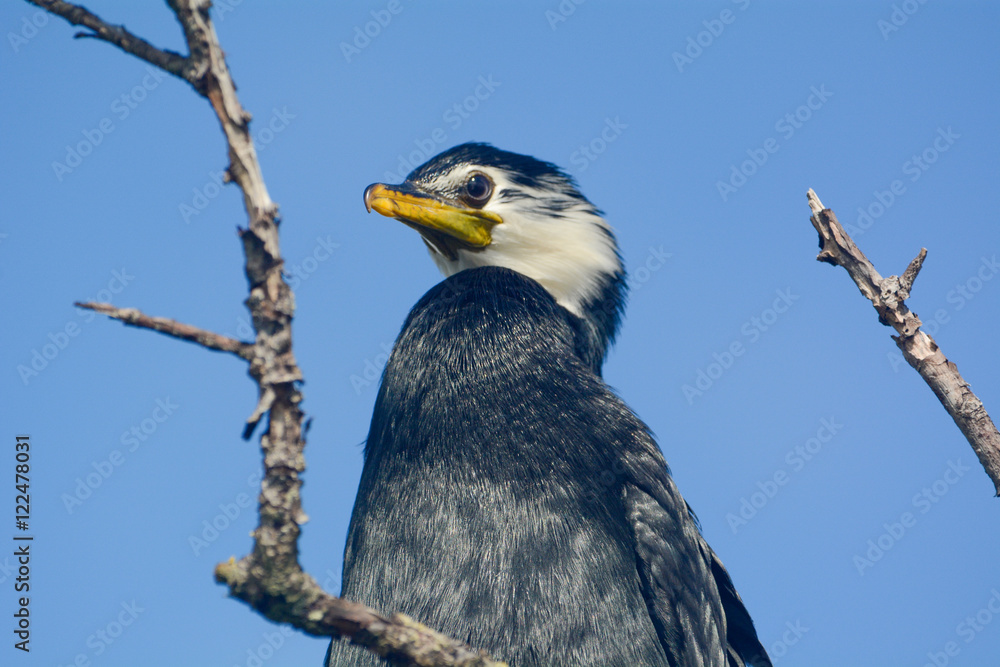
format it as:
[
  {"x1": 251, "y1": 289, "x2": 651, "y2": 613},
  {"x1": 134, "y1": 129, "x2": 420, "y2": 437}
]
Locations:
[{"x1": 3, "y1": 1, "x2": 999, "y2": 665}]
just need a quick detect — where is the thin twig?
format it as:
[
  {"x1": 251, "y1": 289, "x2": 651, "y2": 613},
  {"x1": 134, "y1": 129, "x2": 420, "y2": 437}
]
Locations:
[
  {"x1": 899, "y1": 248, "x2": 927, "y2": 295},
  {"x1": 807, "y1": 188, "x2": 1000, "y2": 496},
  {"x1": 75, "y1": 302, "x2": 253, "y2": 360},
  {"x1": 26, "y1": 0, "x2": 188, "y2": 78}
]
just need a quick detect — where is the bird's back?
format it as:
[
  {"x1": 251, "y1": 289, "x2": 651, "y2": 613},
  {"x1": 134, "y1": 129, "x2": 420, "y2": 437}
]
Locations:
[{"x1": 326, "y1": 267, "x2": 769, "y2": 667}]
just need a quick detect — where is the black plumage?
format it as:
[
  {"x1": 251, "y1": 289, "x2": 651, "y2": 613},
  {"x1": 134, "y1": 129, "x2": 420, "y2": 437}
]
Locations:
[{"x1": 327, "y1": 145, "x2": 770, "y2": 667}]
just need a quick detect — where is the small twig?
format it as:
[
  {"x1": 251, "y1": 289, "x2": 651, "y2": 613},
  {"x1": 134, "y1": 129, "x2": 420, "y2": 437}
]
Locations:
[
  {"x1": 807, "y1": 188, "x2": 1000, "y2": 495},
  {"x1": 26, "y1": 0, "x2": 188, "y2": 78},
  {"x1": 899, "y1": 248, "x2": 927, "y2": 295},
  {"x1": 75, "y1": 302, "x2": 253, "y2": 360}
]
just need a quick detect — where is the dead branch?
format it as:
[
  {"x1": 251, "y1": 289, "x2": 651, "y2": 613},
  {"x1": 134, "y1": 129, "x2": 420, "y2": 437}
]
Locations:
[
  {"x1": 33, "y1": 0, "x2": 508, "y2": 664},
  {"x1": 28, "y1": 0, "x2": 187, "y2": 75},
  {"x1": 807, "y1": 188, "x2": 1000, "y2": 496},
  {"x1": 74, "y1": 302, "x2": 253, "y2": 359}
]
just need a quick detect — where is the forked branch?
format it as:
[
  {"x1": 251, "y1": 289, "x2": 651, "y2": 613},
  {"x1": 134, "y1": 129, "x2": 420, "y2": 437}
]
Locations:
[
  {"x1": 32, "y1": 0, "x2": 507, "y2": 664},
  {"x1": 808, "y1": 189, "x2": 1000, "y2": 496}
]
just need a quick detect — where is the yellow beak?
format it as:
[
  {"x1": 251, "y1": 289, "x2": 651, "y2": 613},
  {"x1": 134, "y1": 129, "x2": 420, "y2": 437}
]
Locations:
[{"x1": 363, "y1": 182, "x2": 501, "y2": 249}]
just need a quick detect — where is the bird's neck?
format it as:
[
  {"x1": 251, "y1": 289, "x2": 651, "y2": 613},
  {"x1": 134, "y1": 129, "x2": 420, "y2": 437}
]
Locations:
[
  {"x1": 567, "y1": 270, "x2": 627, "y2": 374},
  {"x1": 366, "y1": 266, "x2": 594, "y2": 467}
]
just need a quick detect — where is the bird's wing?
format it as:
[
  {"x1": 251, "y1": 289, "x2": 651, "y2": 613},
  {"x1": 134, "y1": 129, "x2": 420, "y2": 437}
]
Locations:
[
  {"x1": 707, "y1": 545, "x2": 773, "y2": 667},
  {"x1": 624, "y1": 450, "x2": 772, "y2": 667}
]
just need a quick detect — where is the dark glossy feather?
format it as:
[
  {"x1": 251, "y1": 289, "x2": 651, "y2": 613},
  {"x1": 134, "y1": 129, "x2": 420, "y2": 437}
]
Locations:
[{"x1": 326, "y1": 267, "x2": 769, "y2": 667}]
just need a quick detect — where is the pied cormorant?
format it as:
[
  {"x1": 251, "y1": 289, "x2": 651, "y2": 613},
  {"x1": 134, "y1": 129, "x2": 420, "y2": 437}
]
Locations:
[{"x1": 326, "y1": 143, "x2": 771, "y2": 667}]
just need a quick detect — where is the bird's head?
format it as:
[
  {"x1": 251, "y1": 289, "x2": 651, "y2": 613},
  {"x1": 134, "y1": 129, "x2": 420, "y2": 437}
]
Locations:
[{"x1": 364, "y1": 142, "x2": 627, "y2": 368}]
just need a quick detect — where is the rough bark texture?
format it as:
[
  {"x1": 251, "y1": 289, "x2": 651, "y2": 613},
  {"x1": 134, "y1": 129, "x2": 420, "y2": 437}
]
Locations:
[
  {"x1": 30, "y1": 1, "x2": 507, "y2": 664},
  {"x1": 808, "y1": 189, "x2": 1000, "y2": 496}
]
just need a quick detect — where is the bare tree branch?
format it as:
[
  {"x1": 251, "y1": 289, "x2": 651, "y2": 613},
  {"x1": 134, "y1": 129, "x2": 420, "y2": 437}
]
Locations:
[
  {"x1": 27, "y1": 0, "x2": 187, "y2": 76},
  {"x1": 75, "y1": 302, "x2": 253, "y2": 360},
  {"x1": 808, "y1": 188, "x2": 1000, "y2": 496},
  {"x1": 33, "y1": 0, "x2": 509, "y2": 664}
]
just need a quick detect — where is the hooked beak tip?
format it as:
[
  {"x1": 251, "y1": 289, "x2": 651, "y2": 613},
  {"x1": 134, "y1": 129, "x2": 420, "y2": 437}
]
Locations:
[{"x1": 363, "y1": 183, "x2": 378, "y2": 213}]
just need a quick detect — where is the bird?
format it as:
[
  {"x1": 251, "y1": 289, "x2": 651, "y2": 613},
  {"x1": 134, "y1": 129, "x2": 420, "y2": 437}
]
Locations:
[{"x1": 326, "y1": 143, "x2": 771, "y2": 667}]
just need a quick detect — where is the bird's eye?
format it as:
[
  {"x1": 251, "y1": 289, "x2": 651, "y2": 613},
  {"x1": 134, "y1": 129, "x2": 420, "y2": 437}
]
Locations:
[{"x1": 463, "y1": 173, "x2": 493, "y2": 207}]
